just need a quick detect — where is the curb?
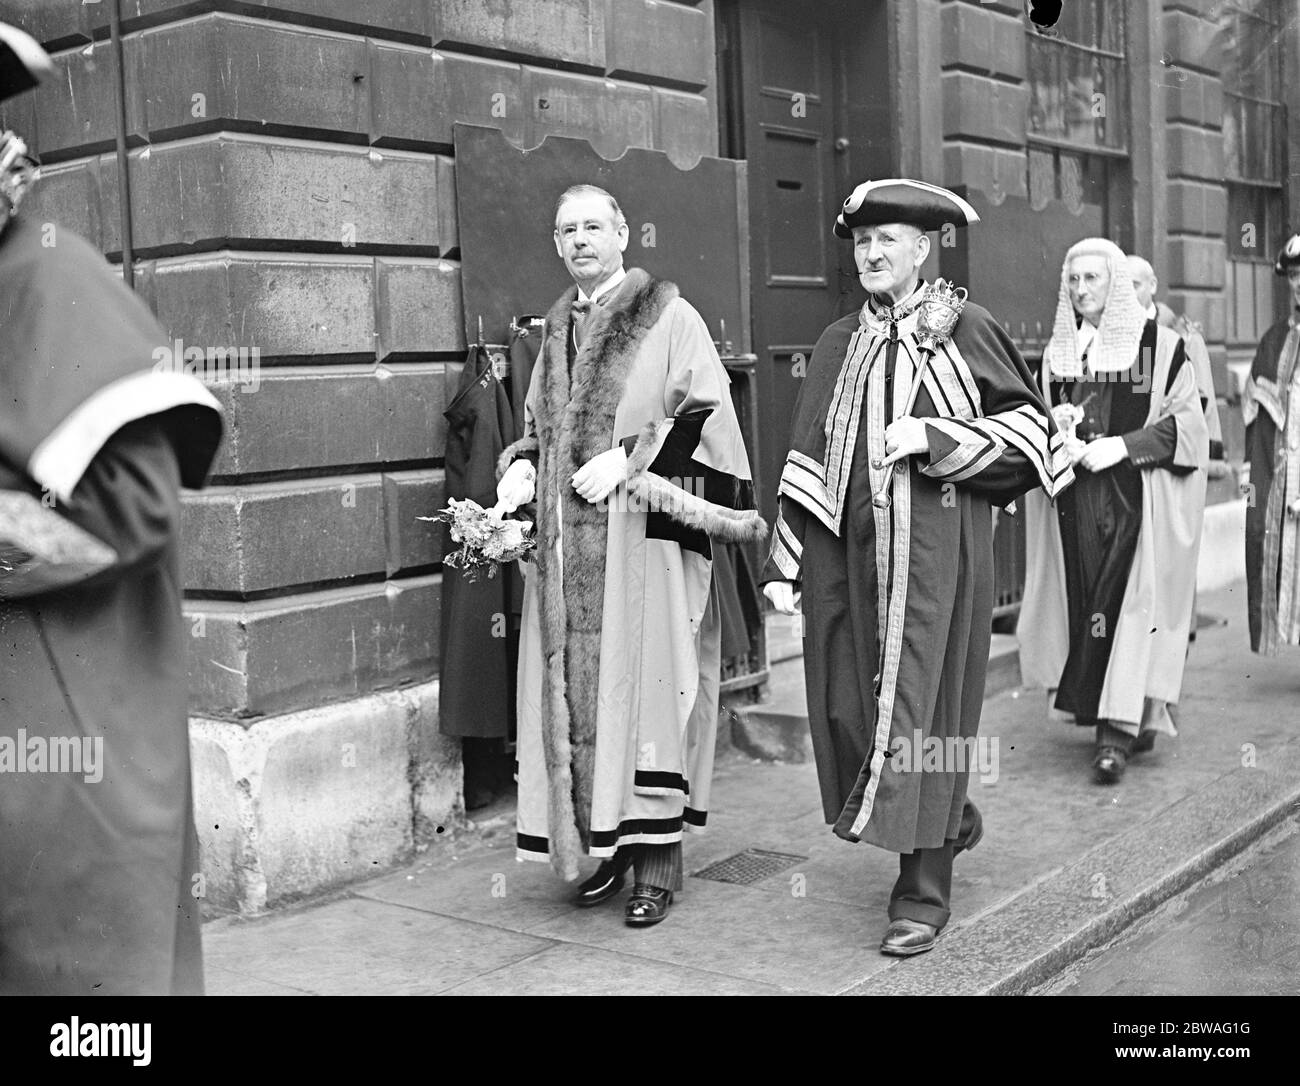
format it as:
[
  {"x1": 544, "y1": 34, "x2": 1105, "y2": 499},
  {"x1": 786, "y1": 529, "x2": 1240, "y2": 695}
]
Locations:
[{"x1": 840, "y1": 737, "x2": 1300, "y2": 995}]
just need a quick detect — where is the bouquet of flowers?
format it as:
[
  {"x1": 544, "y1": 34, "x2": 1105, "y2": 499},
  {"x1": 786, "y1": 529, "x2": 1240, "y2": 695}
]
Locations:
[
  {"x1": 1051, "y1": 401, "x2": 1085, "y2": 442},
  {"x1": 420, "y1": 498, "x2": 536, "y2": 582}
]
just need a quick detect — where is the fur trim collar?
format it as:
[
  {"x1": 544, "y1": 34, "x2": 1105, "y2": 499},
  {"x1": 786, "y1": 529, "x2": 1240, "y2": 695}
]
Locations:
[{"x1": 532, "y1": 268, "x2": 679, "y2": 880}]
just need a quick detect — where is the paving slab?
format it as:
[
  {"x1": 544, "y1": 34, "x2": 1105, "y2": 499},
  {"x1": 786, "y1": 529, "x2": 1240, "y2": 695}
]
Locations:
[
  {"x1": 203, "y1": 896, "x2": 556, "y2": 995},
  {"x1": 439, "y1": 942, "x2": 797, "y2": 996}
]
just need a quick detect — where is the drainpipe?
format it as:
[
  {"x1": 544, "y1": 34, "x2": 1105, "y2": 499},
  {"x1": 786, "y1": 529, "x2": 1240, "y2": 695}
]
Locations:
[{"x1": 108, "y1": 0, "x2": 134, "y2": 287}]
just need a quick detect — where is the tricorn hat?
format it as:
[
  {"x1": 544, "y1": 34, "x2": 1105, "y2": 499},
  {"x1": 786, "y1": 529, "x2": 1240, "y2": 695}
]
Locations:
[
  {"x1": 1274, "y1": 233, "x2": 1300, "y2": 276},
  {"x1": 834, "y1": 178, "x2": 980, "y2": 238},
  {"x1": 0, "y1": 21, "x2": 53, "y2": 104}
]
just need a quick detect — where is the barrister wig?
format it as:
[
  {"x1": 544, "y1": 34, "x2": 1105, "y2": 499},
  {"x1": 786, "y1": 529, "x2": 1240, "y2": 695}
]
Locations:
[{"x1": 1044, "y1": 236, "x2": 1147, "y2": 378}]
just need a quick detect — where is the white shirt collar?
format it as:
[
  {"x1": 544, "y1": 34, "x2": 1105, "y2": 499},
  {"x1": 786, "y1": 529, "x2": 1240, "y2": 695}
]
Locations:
[
  {"x1": 577, "y1": 266, "x2": 627, "y2": 304},
  {"x1": 1145, "y1": 302, "x2": 1157, "y2": 320}
]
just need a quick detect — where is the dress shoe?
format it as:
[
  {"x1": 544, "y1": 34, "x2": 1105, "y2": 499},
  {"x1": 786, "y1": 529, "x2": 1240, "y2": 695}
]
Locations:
[
  {"x1": 880, "y1": 918, "x2": 939, "y2": 957},
  {"x1": 1130, "y1": 730, "x2": 1156, "y2": 754},
  {"x1": 1092, "y1": 745, "x2": 1127, "y2": 784},
  {"x1": 574, "y1": 860, "x2": 628, "y2": 908},
  {"x1": 624, "y1": 884, "x2": 673, "y2": 927}
]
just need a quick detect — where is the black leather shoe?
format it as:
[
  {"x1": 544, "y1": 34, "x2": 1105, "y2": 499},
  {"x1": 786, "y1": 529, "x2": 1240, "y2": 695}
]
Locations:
[
  {"x1": 624, "y1": 884, "x2": 673, "y2": 926},
  {"x1": 880, "y1": 919, "x2": 939, "y2": 956},
  {"x1": 1130, "y1": 730, "x2": 1156, "y2": 754},
  {"x1": 574, "y1": 861, "x2": 627, "y2": 908},
  {"x1": 1092, "y1": 745, "x2": 1127, "y2": 784}
]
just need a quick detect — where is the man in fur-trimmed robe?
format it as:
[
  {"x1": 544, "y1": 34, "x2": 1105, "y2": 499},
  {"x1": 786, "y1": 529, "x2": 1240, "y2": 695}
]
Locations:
[
  {"x1": 760, "y1": 179, "x2": 1069, "y2": 957},
  {"x1": 0, "y1": 22, "x2": 223, "y2": 994},
  {"x1": 1244, "y1": 234, "x2": 1300, "y2": 655},
  {"x1": 494, "y1": 185, "x2": 764, "y2": 927},
  {"x1": 1019, "y1": 238, "x2": 1207, "y2": 783}
]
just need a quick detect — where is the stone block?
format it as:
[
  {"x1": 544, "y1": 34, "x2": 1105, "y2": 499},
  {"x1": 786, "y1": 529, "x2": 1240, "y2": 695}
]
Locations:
[
  {"x1": 382, "y1": 469, "x2": 447, "y2": 575},
  {"x1": 147, "y1": 252, "x2": 375, "y2": 361},
  {"x1": 433, "y1": 0, "x2": 605, "y2": 71},
  {"x1": 942, "y1": 71, "x2": 1028, "y2": 145},
  {"x1": 190, "y1": 682, "x2": 451, "y2": 913},
  {"x1": 181, "y1": 478, "x2": 387, "y2": 594},
  {"x1": 187, "y1": 576, "x2": 441, "y2": 718},
  {"x1": 606, "y1": 0, "x2": 711, "y2": 89},
  {"x1": 370, "y1": 40, "x2": 444, "y2": 148},
  {"x1": 1167, "y1": 237, "x2": 1227, "y2": 290},
  {"x1": 942, "y1": 141, "x2": 1028, "y2": 201},
  {"x1": 200, "y1": 362, "x2": 446, "y2": 477},
  {"x1": 437, "y1": 51, "x2": 527, "y2": 147},
  {"x1": 1163, "y1": 9, "x2": 1220, "y2": 70},
  {"x1": 940, "y1": 2, "x2": 1026, "y2": 82},
  {"x1": 126, "y1": 0, "x2": 431, "y2": 40},
  {"x1": 137, "y1": 15, "x2": 371, "y2": 143},
  {"x1": 1166, "y1": 179, "x2": 1228, "y2": 237},
  {"x1": 119, "y1": 134, "x2": 446, "y2": 255},
  {"x1": 1164, "y1": 68, "x2": 1223, "y2": 128},
  {"x1": 19, "y1": 156, "x2": 114, "y2": 250},
  {"x1": 1166, "y1": 123, "x2": 1225, "y2": 182},
  {"x1": 376, "y1": 257, "x2": 466, "y2": 360}
]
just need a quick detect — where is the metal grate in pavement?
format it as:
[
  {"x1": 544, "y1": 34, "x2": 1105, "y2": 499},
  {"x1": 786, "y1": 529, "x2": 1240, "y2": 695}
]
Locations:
[{"x1": 691, "y1": 849, "x2": 807, "y2": 886}]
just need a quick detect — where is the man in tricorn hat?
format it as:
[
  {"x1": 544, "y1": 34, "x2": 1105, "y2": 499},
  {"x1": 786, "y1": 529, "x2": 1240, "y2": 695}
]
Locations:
[
  {"x1": 761, "y1": 178, "x2": 1069, "y2": 956},
  {"x1": 0, "y1": 21, "x2": 223, "y2": 993},
  {"x1": 1244, "y1": 234, "x2": 1300, "y2": 655}
]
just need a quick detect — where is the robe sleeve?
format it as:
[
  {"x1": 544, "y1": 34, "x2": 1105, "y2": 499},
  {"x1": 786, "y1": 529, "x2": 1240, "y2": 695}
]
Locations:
[
  {"x1": 917, "y1": 307, "x2": 1073, "y2": 505},
  {"x1": 1122, "y1": 341, "x2": 1190, "y2": 471},
  {"x1": 760, "y1": 496, "x2": 807, "y2": 585},
  {"x1": 0, "y1": 418, "x2": 181, "y2": 600},
  {"x1": 622, "y1": 298, "x2": 766, "y2": 544}
]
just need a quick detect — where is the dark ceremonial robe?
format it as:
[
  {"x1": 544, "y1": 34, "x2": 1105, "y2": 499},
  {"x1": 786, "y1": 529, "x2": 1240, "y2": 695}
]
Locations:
[
  {"x1": 761, "y1": 286, "x2": 1065, "y2": 853},
  {"x1": 1244, "y1": 313, "x2": 1300, "y2": 654},
  {"x1": 0, "y1": 217, "x2": 222, "y2": 994},
  {"x1": 500, "y1": 268, "x2": 766, "y2": 881},
  {"x1": 1020, "y1": 322, "x2": 1207, "y2": 730},
  {"x1": 439, "y1": 345, "x2": 517, "y2": 738}
]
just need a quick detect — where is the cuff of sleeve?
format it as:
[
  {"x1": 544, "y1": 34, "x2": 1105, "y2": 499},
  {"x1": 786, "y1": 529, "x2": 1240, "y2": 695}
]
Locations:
[{"x1": 1120, "y1": 430, "x2": 1161, "y2": 468}]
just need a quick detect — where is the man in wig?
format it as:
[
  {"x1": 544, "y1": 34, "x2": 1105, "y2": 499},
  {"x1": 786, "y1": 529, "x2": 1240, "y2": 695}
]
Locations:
[
  {"x1": 1244, "y1": 234, "x2": 1300, "y2": 655},
  {"x1": 0, "y1": 21, "x2": 223, "y2": 993},
  {"x1": 495, "y1": 184, "x2": 764, "y2": 926},
  {"x1": 760, "y1": 178, "x2": 1068, "y2": 956},
  {"x1": 1019, "y1": 238, "x2": 1207, "y2": 783}
]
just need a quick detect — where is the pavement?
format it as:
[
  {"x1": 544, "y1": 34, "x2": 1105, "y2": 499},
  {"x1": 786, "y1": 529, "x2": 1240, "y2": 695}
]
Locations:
[{"x1": 202, "y1": 581, "x2": 1300, "y2": 995}]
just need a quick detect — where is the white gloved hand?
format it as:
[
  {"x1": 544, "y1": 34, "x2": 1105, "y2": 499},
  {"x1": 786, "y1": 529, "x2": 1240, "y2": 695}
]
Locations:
[
  {"x1": 571, "y1": 446, "x2": 628, "y2": 504},
  {"x1": 763, "y1": 580, "x2": 801, "y2": 616},
  {"x1": 494, "y1": 459, "x2": 536, "y2": 515}
]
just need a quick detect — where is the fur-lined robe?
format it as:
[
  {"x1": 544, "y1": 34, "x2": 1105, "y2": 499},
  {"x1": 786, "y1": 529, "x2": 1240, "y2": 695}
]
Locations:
[{"x1": 502, "y1": 268, "x2": 764, "y2": 881}]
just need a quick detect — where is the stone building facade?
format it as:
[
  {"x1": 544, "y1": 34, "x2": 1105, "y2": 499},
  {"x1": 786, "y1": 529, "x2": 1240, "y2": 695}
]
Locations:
[{"x1": 1, "y1": 0, "x2": 1293, "y2": 913}]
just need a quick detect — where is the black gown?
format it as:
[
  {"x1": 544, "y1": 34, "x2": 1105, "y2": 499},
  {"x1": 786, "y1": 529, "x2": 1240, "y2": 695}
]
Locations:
[{"x1": 1051, "y1": 320, "x2": 1187, "y2": 722}]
